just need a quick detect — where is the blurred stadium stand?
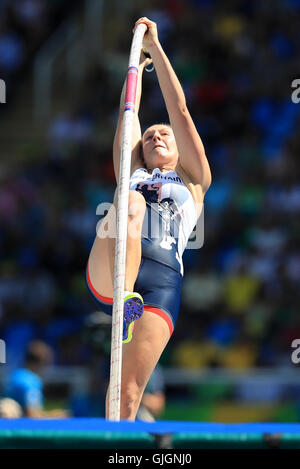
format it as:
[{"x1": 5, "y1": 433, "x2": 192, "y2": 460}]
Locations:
[{"x1": 0, "y1": 0, "x2": 300, "y2": 421}]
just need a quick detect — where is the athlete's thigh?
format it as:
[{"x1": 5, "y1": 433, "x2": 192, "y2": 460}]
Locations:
[
  {"x1": 87, "y1": 188, "x2": 144, "y2": 299},
  {"x1": 121, "y1": 310, "x2": 170, "y2": 390},
  {"x1": 87, "y1": 202, "x2": 116, "y2": 298}
]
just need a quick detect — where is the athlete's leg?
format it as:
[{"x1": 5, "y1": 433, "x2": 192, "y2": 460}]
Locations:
[
  {"x1": 88, "y1": 189, "x2": 146, "y2": 297},
  {"x1": 88, "y1": 189, "x2": 160, "y2": 421},
  {"x1": 105, "y1": 310, "x2": 171, "y2": 421}
]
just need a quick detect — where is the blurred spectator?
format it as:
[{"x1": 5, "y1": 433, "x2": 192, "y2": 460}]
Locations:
[
  {"x1": 223, "y1": 261, "x2": 262, "y2": 314},
  {"x1": 173, "y1": 339, "x2": 218, "y2": 369},
  {"x1": 137, "y1": 365, "x2": 166, "y2": 422},
  {"x1": 3, "y1": 340, "x2": 69, "y2": 418},
  {"x1": 10, "y1": 0, "x2": 49, "y2": 44},
  {"x1": 182, "y1": 266, "x2": 224, "y2": 312},
  {"x1": 0, "y1": 24, "x2": 25, "y2": 75},
  {"x1": 48, "y1": 110, "x2": 94, "y2": 149},
  {"x1": 217, "y1": 336, "x2": 258, "y2": 370}
]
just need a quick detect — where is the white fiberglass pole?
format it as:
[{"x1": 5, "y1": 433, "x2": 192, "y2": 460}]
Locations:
[{"x1": 108, "y1": 23, "x2": 147, "y2": 421}]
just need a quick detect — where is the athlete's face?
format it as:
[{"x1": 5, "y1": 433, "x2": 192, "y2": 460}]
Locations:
[{"x1": 142, "y1": 124, "x2": 178, "y2": 171}]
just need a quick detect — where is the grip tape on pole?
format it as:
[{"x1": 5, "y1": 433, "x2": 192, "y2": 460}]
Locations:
[{"x1": 125, "y1": 66, "x2": 138, "y2": 112}]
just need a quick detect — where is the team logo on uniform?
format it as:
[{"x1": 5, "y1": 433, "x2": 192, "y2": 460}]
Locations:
[{"x1": 136, "y1": 182, "x2": 162, "y2": 203}]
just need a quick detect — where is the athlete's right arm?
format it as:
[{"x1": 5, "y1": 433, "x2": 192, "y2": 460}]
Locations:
[{"x1": 113, "y1": 54, "x2": 151, "y2": 183}]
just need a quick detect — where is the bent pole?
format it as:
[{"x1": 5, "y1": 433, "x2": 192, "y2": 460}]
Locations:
[{"x1": 108, "y1": 23, "x2": 147, "y2": 422}]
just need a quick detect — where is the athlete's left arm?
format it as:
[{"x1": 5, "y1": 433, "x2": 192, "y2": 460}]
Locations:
[{"x1": 136, "y1": 18, "x2": 212, "y2": 193}]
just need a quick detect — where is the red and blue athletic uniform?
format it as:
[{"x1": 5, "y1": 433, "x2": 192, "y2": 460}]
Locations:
[{"x1": 86, "y1": 167, "x2": 198, "y2": 335}]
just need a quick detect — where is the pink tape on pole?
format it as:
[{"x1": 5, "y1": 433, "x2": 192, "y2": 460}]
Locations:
[{"x1": 124, "y1": 66, "x2": 138, "y2": 111}]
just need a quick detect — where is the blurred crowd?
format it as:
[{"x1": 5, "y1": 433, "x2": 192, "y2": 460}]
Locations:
[
  {"x1": 0, "y1": 0, "x2": 300, "y2": 403},
  {"x1": 0, "y1": 0, "x2": 79, "y2": 101}
]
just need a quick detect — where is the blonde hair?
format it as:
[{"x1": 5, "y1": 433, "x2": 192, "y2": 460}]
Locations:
[{"x1": 142, "y1": 123, "x2": 172, "y2": 140}]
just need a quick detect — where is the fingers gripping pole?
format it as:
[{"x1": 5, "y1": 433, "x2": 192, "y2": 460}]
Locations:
[{"x1": 108, "y1": 23, "x2": 147, "y2": 422}]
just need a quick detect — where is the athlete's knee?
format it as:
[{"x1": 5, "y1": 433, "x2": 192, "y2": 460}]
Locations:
[
  {"x1": 112, "y1": 190, "x2": 146, "y2": 239},
  {"x1": 113, "y1": 189, "x2": 145, "y2": 209},
  {"x1": 127, "y1": 191, "x2": 146, "y2": 238},
  {"x1": 128, "y1": 190, "x2": 146, "y2": 214}
]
